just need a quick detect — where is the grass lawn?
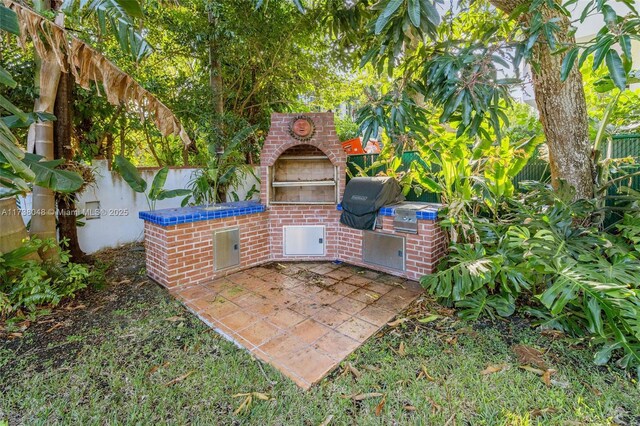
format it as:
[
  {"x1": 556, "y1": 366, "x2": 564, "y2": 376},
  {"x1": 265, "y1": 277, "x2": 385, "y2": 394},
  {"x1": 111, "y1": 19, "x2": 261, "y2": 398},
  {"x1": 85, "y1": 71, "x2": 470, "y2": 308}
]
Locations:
[{"x1": 1, "y1": 245, "x2": 639, "y2": 425}]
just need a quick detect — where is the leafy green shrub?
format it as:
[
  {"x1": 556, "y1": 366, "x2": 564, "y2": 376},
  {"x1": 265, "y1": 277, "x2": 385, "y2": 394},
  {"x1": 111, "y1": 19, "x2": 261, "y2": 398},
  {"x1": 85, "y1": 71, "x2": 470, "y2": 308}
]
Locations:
[
  {"x1": 0, "y1": 238, "x2": 93, "y2": 315},
  {"x1": 423, "y1": 184, "x2": 640, "y2": 371}
]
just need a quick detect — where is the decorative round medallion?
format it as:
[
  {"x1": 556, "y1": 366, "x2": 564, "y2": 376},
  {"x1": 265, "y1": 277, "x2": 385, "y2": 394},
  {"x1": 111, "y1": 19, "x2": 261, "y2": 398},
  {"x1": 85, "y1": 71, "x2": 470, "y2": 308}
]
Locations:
[{"x1": 288, "y1": 115, "x2": 316, "y2": 141}]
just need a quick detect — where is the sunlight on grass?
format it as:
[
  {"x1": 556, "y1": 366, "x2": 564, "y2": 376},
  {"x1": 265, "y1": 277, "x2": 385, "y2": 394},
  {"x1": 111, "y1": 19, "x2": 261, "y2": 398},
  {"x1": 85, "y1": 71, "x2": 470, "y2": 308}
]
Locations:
[{"x1": 1, "y1": 285, "x2": 639, "y2": 425}]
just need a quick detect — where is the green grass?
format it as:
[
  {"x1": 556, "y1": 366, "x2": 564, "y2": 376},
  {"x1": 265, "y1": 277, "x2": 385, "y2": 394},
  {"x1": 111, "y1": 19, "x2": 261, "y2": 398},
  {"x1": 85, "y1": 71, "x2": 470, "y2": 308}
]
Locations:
[{"x1": 1, "y1": 282, "x2": 638, "y2": 425}]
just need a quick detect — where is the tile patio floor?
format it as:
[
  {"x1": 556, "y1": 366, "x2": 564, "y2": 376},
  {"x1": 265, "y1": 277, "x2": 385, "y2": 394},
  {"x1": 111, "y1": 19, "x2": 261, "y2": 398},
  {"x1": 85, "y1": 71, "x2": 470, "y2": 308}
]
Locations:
[{"x1": 171, "y1": 262, "x2": 423, "y2": 389}]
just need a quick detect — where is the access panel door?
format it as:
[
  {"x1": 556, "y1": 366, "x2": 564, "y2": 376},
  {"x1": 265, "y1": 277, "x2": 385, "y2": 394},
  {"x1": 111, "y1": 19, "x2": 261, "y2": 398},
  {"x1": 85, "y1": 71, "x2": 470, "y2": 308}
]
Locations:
[
  {"x1": 283, "y1": 225, "x2": 325, "y2": 256},
  {"x1": 213, "y1": 227, "x2": 240, "y2": 271}
]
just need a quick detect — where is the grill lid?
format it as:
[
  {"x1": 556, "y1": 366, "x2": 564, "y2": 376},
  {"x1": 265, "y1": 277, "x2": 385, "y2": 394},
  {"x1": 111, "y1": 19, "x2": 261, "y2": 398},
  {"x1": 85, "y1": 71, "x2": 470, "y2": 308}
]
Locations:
[{"x1": 340, "y1": 177, "x2": 404, "y2": 230}]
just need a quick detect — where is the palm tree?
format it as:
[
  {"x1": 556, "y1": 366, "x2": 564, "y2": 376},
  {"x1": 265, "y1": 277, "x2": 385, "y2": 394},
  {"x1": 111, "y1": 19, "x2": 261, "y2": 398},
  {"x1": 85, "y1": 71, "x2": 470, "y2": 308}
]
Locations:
[{"x1": 0, "y1": 0, "x2": 191, "y2": 257}]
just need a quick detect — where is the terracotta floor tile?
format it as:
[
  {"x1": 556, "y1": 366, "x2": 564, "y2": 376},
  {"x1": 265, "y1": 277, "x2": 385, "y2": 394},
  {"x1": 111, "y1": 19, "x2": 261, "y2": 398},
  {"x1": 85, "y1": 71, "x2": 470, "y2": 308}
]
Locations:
[
  {"x1": 387, "y1": 286, "x2": 422, "y2": 299},
  {"x1": 195, "y1": 296, "x2": 241, "y2": 318},
  {"x1": 309, "y1": 264, "x2": 335, "y2": 275},
  {"x1": 267, "y1": 308, "x2": 307, "y2": 329},
  {"x1": 289, "y1": 300, "x2": 324, "y2": 318},
  {"x1": 278, "y1": 346, "x2": 336, "y2": 384},
  {"x1": 219, "y1": 284, "x2": 250, "y2": 301},
  {"x1": 402, "y1": 280, "x2": 424, "y2": 293},
  {"x1": 360, "y1": 270, "x2": 381, "y2": 280},
  {"x1": 249, "y1": 347, "x2": 272, "y2": 363},
  {"x1": 277, "y1": 264, "x2": 304, "y2": 276},
  {"x1": 218, "y1": 310, "x2": 257, "y2": 331},
  {"x1": 325, "y1": 268, "x2": 353, "y2": 281},
  {"x1": 332, "y1": 297, "x2": 367, "y2": 315},
  {"x1": 311, "y1": 289, "x2": 344, "y2": 305},
  {"x1": 240, "y1": 279, "x2": 269, "y2": 294},
  {"x1": 230, "y1": 332, "x2": 257, "y2": 350},
  {"x1": 227, "y1": 272, "x2": 261, "y2": 287},
  {"x1": 336, "y1": 316, "x2": 380, "y2": 342},
  {"x1": 356, "y1": 304, "x2": 397, "y2": 327},
  {"x1": 257, "y1": 333, "x2": 308, "y2": 359},
  {"x1": 312, "y1": 306, "x2": 351, "y2": 329},
  {"x1": 246, "y1": 301, "x2": 281, "y2": 318},
  {"x1": 348, "y1": 288, "x2": 382, "y2": 304},
  {"x1": 235, "y1": 320, "x2": 282, "y2": 347},
  {"x1": 172, "y1": 261, "x2": 421, "y2": 390},
  {"x1": 344, "y1": 274, "x2": 373, "y2": 287},
  {"x1": 202, "y1": 278, "x2": 233, "y2": 292},
  {"x1": 269, "y1": 360, "x2": 311, "y2": 389},
  {"x1": 374, "y1": 291, "x2": 417, "y2": 311},
  {"x1": 313, "y1": 331, "x2": 361, "y2": 360},
  {"x1": 175, "y1": 285, "x2": 215, "y2": 302},
  {"x1": 248, "y1": 266, "x2": 273, "y2": 276},
  {"x1": 291, "y1": 283, "x2": 324, "y2": 298},
  {"x1": 267, "y1": 290, "x2": 298, "y2": 306},
  {"x1": 362, "y1": 281, "x2": 395, "y2": 295},
  {"x1": 290, "y1": 318, "x2": 330, "y2": 344},
  {"x1": 260, "y1": 271, "x2": 289, "y2": 285},
  {"x1": 278, "y1": 276, "x2": 305, "y2": 290},
  {"x1": 234, "y1": 292, "x2": 267, "y2": 308},
  {"x1": 378, "y1": 274, "x2": 406, "y2": 285},
  {"x1": 328, "y1": 282, "x2": 359, "y2": 296}
]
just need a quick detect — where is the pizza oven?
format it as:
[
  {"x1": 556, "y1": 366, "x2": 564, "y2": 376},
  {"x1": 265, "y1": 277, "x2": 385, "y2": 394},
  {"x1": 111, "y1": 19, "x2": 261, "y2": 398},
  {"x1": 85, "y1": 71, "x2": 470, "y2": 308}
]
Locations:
[{"x1": 261, "y1": 114, "x2": 345, "y2": 207}]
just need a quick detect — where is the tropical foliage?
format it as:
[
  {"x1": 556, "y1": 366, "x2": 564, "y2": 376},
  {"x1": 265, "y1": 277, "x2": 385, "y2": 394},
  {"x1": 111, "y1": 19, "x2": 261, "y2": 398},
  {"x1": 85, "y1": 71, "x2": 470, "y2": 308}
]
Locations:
[
  {"x1": 113, "y1": 155, "x2": 191, "y2": 211},
  {"x1": 0, "y1": 238, "x2": 96, "y2": 314}
]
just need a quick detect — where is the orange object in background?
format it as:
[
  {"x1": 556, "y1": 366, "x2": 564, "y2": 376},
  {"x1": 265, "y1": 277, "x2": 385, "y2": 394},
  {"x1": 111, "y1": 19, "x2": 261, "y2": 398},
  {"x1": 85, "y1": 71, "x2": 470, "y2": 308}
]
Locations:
[
  {"x1": 341, "y1": 137, "x2": 365, "y2": 155},
  {"x1": 364, "y1": 140, "x2": 381, "y2": 153}
]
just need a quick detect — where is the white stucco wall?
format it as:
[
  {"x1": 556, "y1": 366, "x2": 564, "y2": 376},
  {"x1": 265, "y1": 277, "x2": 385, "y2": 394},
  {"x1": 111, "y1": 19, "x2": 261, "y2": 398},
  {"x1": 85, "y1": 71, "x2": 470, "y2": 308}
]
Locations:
[{"x1": 19, "y1": 160, "x2": 260, "y2": 254}]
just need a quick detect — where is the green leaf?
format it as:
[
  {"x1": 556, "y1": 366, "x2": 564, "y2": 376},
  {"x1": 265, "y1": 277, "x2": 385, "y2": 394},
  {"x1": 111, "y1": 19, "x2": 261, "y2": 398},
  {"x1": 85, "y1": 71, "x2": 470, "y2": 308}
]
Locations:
[
  {"x1": 0, "y1": 5, "x2": 19, "y2": 35},
  {"x1": 0, "y1": 65, "x2": 17, "y2": 88},
  {"x1": 1, "y1": 112, "x2": 57, "y2": 129},
  {"x1": 149, "y1": 166, "x2": 168, "y2": 200},
  {"x1": 601, "y1": 4, "x2": 617, "y2": 24},
  {"x1": 22, "y1": 153, "x2": 83, "y2": 193},
  {"x1": 408, "y1": 0, "x2": 420, "y2": 27},
  {"x1": 114, "y1": 155, "x2": 147, "y2": 193},
  {"x1": 560, "y1": 48, "x2": 579, "y2": 82},
  {"x1": 420, "y1": 0, "x2": 440, "y2": 25},
  {"x1": 113, "y1": 0, "x2": 143, "y2": 18},
  {"x1": 375, "y1": 0, "x2": 403, "y2": 34},
  {"x1": 0, "y1": 94, "x2": 27, "y2": 121},
  {"x1": 156, "y1": 188, "x2": 191, "y2": 200},
  {"x1": 605, "y1": 50, "x2": 627, "y2": 90}
]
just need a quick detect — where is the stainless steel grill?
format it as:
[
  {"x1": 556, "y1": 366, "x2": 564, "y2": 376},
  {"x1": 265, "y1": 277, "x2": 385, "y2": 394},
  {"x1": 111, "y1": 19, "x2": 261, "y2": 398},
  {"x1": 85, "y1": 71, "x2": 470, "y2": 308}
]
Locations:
[{"x1": 392, "y1": 202, "x2": 434, "y2": 234}]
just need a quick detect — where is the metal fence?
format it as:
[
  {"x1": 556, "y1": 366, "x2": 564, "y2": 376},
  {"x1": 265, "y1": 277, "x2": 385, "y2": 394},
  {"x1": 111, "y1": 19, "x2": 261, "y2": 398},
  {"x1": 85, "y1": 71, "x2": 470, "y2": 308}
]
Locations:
[{"x1": 346, "y1": 134, "x2": 640, "y2": 203}]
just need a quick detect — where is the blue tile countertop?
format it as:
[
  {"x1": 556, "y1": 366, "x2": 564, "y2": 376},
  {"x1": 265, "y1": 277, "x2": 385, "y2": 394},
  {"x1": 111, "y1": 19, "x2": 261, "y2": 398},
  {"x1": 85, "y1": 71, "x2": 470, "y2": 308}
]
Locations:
[
  {"x1": 139, "y1": 201, "x2": 266, "y2": 226},
  {"x1": 337, "y1": 202, "x2": 441, "y2": 220}
]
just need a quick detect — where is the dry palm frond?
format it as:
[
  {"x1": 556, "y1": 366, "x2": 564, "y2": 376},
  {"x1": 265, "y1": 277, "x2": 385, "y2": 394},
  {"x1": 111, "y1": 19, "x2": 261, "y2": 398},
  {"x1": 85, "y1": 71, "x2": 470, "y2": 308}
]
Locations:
[{"x1": 4, "y1": 0, "x2": 191, "y2": 146}]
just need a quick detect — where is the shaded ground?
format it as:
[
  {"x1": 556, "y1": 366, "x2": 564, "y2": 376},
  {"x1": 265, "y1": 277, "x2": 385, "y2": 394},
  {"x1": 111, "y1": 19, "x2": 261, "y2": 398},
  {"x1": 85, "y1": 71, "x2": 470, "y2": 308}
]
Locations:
[{"x1": 1, "y1": 243, "x2": 639, "y2": 425}]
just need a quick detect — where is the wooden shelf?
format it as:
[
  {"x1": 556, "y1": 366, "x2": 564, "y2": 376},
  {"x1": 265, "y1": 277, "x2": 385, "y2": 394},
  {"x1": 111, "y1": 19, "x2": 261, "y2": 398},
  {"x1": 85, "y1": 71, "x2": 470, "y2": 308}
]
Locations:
[
  {"x1": 277, "y1": 156, "x2": 330, "y2": 161},
  {"x1": 272, "y1": 180, "x2": 336, "y2": 187}
]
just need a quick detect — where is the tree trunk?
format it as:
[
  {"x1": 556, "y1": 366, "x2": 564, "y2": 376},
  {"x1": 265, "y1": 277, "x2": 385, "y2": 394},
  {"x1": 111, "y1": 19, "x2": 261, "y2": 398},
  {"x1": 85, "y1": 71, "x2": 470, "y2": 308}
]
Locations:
[
  {"x1": 29, "y1": 50, "x2": 62, "y2": 259},
  {"x1": 489, "y1": 0, "x2": 594, "y2": 199},
  {"x1": 28, "y1": 3, "x2": 63, "y2": 260},
  {"x1": 54, "y1": 69, "x2": 86, "y2": 262},
  {"x1": 208, "y1": 7, "x2": 224, "y2": 116}
]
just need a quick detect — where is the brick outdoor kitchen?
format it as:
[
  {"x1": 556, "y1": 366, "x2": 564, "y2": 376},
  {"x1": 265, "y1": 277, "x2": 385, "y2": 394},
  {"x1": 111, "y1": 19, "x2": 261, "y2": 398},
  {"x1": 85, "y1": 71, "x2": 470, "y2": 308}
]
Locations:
[{"x1": 140, "y1": 112, "x2": 447, "y2": 290}]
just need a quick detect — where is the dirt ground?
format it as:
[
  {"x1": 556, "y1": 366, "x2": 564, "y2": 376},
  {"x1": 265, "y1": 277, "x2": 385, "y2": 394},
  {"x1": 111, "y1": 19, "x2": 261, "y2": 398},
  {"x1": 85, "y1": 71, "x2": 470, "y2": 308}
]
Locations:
[{"x1": 0, "y1": 243, "x2": 169, "y2": 374}]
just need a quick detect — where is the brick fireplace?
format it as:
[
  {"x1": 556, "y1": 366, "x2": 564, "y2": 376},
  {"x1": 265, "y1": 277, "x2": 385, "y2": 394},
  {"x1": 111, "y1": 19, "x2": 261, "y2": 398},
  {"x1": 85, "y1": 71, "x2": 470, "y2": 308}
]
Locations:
[{"x1": 140, "y1": 112, "x2": 446, "y2": 290}]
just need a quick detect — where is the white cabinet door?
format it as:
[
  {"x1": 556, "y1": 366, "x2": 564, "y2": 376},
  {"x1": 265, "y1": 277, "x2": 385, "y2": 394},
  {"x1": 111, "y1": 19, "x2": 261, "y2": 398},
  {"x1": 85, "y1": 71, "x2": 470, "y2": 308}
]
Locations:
[{"x1": 283, "y1": 226, "x2": 325, "y2": 256}]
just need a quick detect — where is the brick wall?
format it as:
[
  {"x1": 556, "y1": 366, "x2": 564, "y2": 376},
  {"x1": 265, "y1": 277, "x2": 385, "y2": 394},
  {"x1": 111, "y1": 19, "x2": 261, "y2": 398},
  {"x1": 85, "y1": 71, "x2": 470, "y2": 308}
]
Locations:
[
  {"x1": 268, "y1": 205, "x2": 341, "y2": 261},
  {"x1": 143, "y1": 112, "x2": 447, "y2": 290},
  {"x1": 144, "y1": 212, "x2": 269, "y2": 288},
  {"x1": 260, "y1": 113, "x2": 347, "y2": 205},
  {"x1": 336, "y1": 215, "x2": 447, "y2": 281}
]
